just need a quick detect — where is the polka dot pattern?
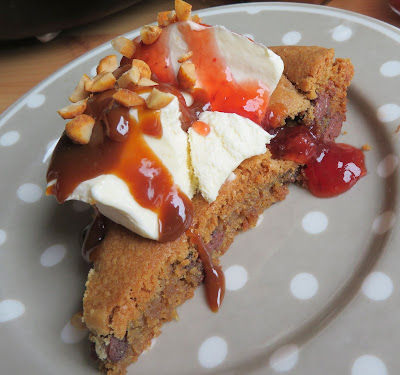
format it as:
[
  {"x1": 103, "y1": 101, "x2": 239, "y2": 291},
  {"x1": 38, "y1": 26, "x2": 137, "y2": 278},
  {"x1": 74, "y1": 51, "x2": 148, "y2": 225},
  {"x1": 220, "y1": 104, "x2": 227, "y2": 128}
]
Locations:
[
  {"x1": 372, "y1": 211, "x2": 396, "y2": 235},
  {"x1": 26, "y1": 93, "x2": 45, "y2": 108},
  {"x1": 17, "y1": 183, "x2": 43, "y2": 203},
  {"x1": 60, "y1": 321, "x2": 88, "y2": 344},
  {"x1": 331, "y1": 25, "x2": 353, "y2": 41},
  {"x1": 282, "y1": 31, "x2": 301, "y2": 45},
  {"x1": 380, "y1": 60, "x2": 400, "y2": 77},
  {"x1": 351, "y1": 354, "x2": 388, "y2": 375},
  {"x1": 290, "y1": 273, "x2": 318, "y2": 300},
  {"x1": 377, "y1": 154, "x2": 398, "y2": 178},
  {"x1": 0, "y1": 299, "x2": 25, "y2": 322},
  {"x1": 377, "y1": 103, "x2": 400, "y2": 123},
  {"x1": 198, "y1": 336, "x2": 228, "y2": 368},
  {"x1": 302, "y1": 211, "x2": 328, "y2": 234},
  {"x1": 225, "y1": 265, "x2": 248, "y2": 291},
  {"x1": 40, "y1": 244, "x2": 67, "y2": 267},
  {"x1": 0, "y1": 131, "x2": 20, "y2": 146},
  {"x1": 0, "y1": 229, "x2": 6, "y2": 246},
  {"x1": 362, "y1": 272, "x2": 393, "y2": 301},
  {"x1": 269, "y1": 344, "x2": 299, "y2": 373}
]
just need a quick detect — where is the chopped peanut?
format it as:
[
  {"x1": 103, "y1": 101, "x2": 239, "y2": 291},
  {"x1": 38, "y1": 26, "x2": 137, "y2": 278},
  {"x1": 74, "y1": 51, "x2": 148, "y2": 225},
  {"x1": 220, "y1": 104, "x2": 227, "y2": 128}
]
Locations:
[
  {"x1": 57, "y1": 99, "x2": 87, "y2": 119},
  {"x1": 178, "y1": 51, "x2": 193, "y2": 63},
  {"x1": 70, "y1": 311, "x2": 86, "y2": 330},
  {"x1": 85, "y1": 72, "x2": 116, "y2": 92},
  {"x1": 191, "y1": 14, "x2": 203, "y2": 24},
  {"x1": 117, "y1": 66, "x2": 141, "y2": 88},
  {"x1": 146, "y1": 88, "x2": 174, "y2": 110},
  {"x1": 175, "y1": 0, "x2": 192, "y2": 21},
  {"x1": 177, "y1": 62, "x2": 196, "y2": 91},
  {"x1": 157, "y1": 10, "x2": 177, "y2": 26},
  {"x1": 140, "y1": 25, "x2": 162, "y2": 45},
  {"x1": 113, "y1": 89, "x2": 145, "y2": 107},
  {"x1": 361, "y1": 144, "x2": 372, "y2": 151},
  {"x1": 69, "y1": 74, "x2": 90, "y2": 103},
  {"x1": 97, "y1": 55, "x2": 118, "y2": 75},
  {"x1": 65, "y1": 114, "x2": 95, "y2": 145},
  {"x1": 131, "y1": 59, "x2": 152, "y2": 79},
  {"x1": 167, "y1": 10, "x2": 178, "y2": 24},
  {"x1": 137, "y1": 77, "x2": 158, "y2": 87},
  {"x1": 111, "y1": 37, "x2": 137, "y2": 59}
]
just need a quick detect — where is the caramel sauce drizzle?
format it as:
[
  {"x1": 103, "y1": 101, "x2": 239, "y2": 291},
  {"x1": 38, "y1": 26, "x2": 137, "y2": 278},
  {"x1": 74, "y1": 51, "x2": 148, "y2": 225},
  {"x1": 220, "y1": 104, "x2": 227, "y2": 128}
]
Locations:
[
  {"x1": 187, "y1": 229, "x2": 225, "y2": 312},
  {"x1": 47, "y1": 89, "x2": 192, "y2": 242}
]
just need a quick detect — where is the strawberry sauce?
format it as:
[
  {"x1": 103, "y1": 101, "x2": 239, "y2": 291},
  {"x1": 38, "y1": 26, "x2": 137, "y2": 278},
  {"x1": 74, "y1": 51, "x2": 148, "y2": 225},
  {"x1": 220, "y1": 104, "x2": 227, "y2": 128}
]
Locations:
[
  {"x1": 268, "y1": 124, "x2": 367, "y2": 197},
  {"x1": 134, "y1": 22, "x2": 270, "y2": 125}
]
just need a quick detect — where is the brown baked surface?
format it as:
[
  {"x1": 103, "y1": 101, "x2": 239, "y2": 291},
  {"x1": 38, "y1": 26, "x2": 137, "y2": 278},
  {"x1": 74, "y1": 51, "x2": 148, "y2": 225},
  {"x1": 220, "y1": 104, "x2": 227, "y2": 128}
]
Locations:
[{"x1": 82, "y1": 45, "x2": 354, "y2": 375}]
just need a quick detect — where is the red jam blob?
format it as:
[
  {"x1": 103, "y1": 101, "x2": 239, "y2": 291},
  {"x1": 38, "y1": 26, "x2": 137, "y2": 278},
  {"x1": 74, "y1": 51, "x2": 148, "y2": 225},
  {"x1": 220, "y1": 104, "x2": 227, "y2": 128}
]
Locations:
[
  {"x1": 269, "y1": 125, "x2": 317, "y2": 164},
  {"x1": 269, "y1": 125, "x2": 367, "y2": 197},
  {"x1": 187, "y1": 229, "x2": 225, "y2": 312},
  {"x1": 304, "y1": 143, "x2": 367, "y2": 198},
  {"x1": 191, "y1": 120, "x2": 210, "y2": 136},
  {"x1": 263, "y1": 103, "x2": 288, "y2": 129}
]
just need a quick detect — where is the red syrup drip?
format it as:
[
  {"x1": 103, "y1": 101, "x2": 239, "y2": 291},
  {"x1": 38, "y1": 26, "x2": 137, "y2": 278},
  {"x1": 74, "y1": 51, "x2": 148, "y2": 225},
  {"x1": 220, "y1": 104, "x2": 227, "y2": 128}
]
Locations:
[
  {"x1": 133, "y1": 22, "x2": 271, "y2": 125},
  {"x1": 187, "y1": 229, "x2": 225, "y2": 312},
  {"x1": 268, "y1": 125, "x2": 367, "y2": 197}
]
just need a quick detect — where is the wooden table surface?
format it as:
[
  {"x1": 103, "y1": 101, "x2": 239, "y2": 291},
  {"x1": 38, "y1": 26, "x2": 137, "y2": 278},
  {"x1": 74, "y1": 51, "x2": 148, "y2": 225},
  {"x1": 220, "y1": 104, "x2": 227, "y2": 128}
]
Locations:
[{"x1": 0, "y1": 0, "x2": 399, "y2": 115}]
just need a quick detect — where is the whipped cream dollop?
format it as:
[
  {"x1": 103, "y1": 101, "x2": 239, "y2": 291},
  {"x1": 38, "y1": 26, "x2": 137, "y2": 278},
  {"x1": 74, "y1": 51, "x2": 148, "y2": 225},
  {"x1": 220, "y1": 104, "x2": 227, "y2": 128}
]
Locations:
[{"x1": 47, "y1": 20, "x2": 283, "y2": 241}]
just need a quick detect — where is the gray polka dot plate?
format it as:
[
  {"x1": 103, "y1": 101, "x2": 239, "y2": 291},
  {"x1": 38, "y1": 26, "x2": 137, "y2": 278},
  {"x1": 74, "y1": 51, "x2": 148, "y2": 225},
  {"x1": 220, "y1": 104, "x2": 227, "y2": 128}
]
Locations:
[{"x1": 1, "y1": 3, "x2": 399, "y2": 374}]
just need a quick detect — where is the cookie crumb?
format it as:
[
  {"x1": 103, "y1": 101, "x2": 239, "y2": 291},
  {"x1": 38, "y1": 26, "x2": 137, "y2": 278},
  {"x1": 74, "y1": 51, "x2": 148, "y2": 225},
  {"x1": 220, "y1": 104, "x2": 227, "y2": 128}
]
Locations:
[
  {"x1": 361, "y1": 144, "x2": 371, "y2": 151},
  {"x1": 71, "y1": 311, "x2": 87, "y2": 330}
]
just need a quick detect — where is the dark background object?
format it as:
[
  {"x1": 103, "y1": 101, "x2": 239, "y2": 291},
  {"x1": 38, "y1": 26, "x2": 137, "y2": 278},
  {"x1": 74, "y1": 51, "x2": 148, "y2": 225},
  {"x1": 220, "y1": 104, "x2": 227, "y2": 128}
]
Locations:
[{"x1": 0, "y1": 0, "x2": 142, "y2": 40}]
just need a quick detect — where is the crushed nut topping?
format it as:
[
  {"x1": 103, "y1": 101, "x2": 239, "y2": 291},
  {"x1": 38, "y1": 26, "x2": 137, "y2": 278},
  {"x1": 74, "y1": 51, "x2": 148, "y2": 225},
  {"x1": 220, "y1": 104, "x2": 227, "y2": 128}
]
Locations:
[
  {"x1": 85, "y1": 72, "x2": 117, "y2": 93},
  {"x1": 137, "y1": 77, "x2": 158, "y2": 87},
  {"x1": 97, "y1": 55, "x2": 118, "y2": 75},
  {"x1": 175, "y1": 0, "x2": 192, "y2": 21},
  {"x1": 191, "y1": 14, "x2": 203, "y2": 24},
  {"x1": 131, "y1": 59, "x2": 152, "y2": 79},
  {"x1": 178, "y1": 51, "x2": 193, "y2": 63},
  {"x1": 117, "y1": 66, "x2": 141, "y2": 88},
  {"x1": 65, "y1": 114, "x2": 95, "y2": 145},
  {"x1": 113, "y1": 89, "x2": 145, "y2": 108},
  {"x1": 111, "y1": 36, "x2": 137, "y2": 59},
  {"x1": 140, "y1": 25, "x2": 162, "y2": 45},
  {"x1": 57, "y1": 99, "x2": 87, "y2": 119},
  {"x1": 146, "y1": 88, "x2": 174, "y2": 110},
  {"x1": 158, "y1": 10, "x2": 178, "y2": 26},
  {"x1": 177, "y1": 62, "x2": 196, "y2": 91},
  {"x1": 69, "y1": 74, "x2": 90, "y2": 103}
]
